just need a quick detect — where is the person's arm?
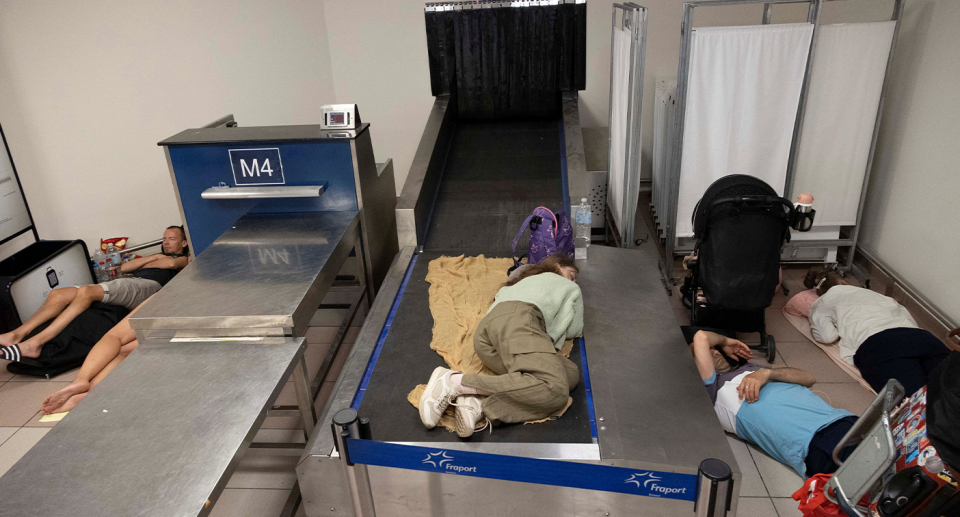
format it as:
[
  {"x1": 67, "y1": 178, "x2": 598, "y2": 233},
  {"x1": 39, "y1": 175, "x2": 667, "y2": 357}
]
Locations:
[
  {"x1": 139, "y1": 256, "x2": 188, "y2": 270},
  {"x1": 736, "y1": 367, "x2": 817, "y2": 403},
  {"x1": 119, "y1": 254, "x2": 163, "y2": 273},
  {"x1": 809, "y1": 296, "x2": 840, "y2": 344},
  {"x1": 690, "y1": 330, "x2": 751, "y2": 381}
]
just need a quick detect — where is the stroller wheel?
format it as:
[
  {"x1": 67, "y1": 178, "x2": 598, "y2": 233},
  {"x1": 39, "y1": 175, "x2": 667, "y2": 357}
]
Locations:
[{"x1": 766, "y1": 335, "x2": 777, "y2": 363}]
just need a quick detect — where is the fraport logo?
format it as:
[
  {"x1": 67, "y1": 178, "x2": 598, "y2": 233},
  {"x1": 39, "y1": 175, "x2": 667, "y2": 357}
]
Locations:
[
  {"x1": 421, "y1": 451, "x2": 478, "y2": 474},
  {"x1": 625, "y1": 472, "x2": 687, "y2": 496}
]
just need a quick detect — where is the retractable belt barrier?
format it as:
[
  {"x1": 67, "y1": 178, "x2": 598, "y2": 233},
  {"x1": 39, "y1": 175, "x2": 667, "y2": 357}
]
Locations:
[{"x1": 347, "y1": 438, "x2": 697, "y2": 500}]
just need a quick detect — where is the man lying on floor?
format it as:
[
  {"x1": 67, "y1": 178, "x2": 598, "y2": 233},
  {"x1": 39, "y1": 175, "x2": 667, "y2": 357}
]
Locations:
[
  {"x1": 0, "y1": 226, "x2": 187, "y2": 362},
  {"x1": 687, "y1": 328, "x2": 859, "y2": 479},
  {"x1": 40, "y1": 299, "x2": 146, "y2": 415}
]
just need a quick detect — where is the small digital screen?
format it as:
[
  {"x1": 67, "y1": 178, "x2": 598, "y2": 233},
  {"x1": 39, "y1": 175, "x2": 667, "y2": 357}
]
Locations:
[{"x1": 330, "y1": 112, "x2": 345, "y2": 125}]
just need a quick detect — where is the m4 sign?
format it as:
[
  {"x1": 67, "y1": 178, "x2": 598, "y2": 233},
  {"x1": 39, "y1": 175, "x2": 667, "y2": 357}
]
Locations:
[{"x1": 229, "y1": 148, "x2": 285, "y2": 186}]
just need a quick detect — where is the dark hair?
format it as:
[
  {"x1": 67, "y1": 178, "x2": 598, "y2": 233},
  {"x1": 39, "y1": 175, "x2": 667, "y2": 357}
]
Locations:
[
  {"x1": 504, "y1": 254, "x2": 579, "y2": 287},
  {"x1": 166, "y1": 225, "x2": 186, "y2": 241},
  {"x1": 165, "y1": 225, "x2": 190, "y2": 256},
  {"x1": 804, "y1": 266, "x2": 845, "y2": 296}
]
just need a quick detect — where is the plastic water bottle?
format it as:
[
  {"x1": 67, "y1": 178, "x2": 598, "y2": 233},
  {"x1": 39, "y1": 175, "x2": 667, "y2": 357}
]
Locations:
[
  {"x1": 105, "y1": 244, "x2": 122, "y2": 278},
  {"x1": 91, "y1": 250, "x2": 108, "y2": 282},
  {"x1": 574, "y1": 197, "x2": 592, "y2": 260}
]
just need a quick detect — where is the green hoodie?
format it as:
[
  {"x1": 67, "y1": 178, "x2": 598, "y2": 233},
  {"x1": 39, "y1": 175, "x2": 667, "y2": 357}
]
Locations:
[{"x1": 489, "y1": 272, "x2": 584, "y2": 349}]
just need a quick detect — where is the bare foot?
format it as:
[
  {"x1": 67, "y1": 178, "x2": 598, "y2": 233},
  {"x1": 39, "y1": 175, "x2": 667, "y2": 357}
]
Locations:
[
  {"x1": 16, "y1": 338, "x2": 43, "y2": 359},
  {"x1": 0, "y1": 330, "x2": 22, "y2": 348},
  {"x1": 55, "y1": 393, "x2": 87, "y2": 414},
  {"x1": 42, "y1": 381, "x2": 90, "y2": 414}
]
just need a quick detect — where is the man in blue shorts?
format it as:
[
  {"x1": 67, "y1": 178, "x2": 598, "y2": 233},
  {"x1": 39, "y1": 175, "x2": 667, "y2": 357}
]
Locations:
[{"x1": 688, "y1": 328, "x2": 859, "y2": 478}]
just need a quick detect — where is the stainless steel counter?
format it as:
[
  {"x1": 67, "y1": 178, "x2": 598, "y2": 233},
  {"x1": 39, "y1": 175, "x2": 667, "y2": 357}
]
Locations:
[
  {"x1": 130, "y1": 210, "x2": 360, "y2": 339},
  {"x1": 0, "y1": 337, "x2": 307, "y2": 517}
]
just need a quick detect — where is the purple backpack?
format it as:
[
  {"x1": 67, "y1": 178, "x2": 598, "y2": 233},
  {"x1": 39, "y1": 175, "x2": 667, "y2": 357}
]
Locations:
[{"x1": 511, "y1": 206, "x2": 575, "y2": 269}]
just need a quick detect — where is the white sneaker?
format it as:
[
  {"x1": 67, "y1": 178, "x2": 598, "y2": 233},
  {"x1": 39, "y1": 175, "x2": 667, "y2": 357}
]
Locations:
[
  {"x1": 454, "y1": 395, "x2": 486, "y2": 438},
  {"x1": 419, "y1": 367, "x2": 464, "y2": 429}
]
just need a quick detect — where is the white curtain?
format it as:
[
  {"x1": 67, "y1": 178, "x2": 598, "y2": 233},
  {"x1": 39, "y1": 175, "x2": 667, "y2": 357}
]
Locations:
[
  {"x1": 791, "y1": 22, "x2": 896, "y2": 226},
  {"x1": 608, "y1": 26, "x2": 632, "y2": 231},
  {"x1": 676, "y1": 23, "x2": 814, "y2": 238}
]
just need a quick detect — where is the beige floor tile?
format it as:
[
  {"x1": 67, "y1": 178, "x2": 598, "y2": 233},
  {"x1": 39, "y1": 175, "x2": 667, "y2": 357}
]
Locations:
[
  {"x1": 303, "y1": 342, "x2": 332, "y2": 381},
  {"x1": 260, "y1": 415, "x2": 302, "y2": 430},
  {"x1": 776, "y1": 341, "x2": 855, "y2": 384},
  {"x1": 764, "y1": 308, "x2": 810, "y2": 343},
  {"x1": 727, "y1": 435, "x2": 768, "y2": 497},
  {"x1": 225, "y1": 452, "x2": 299, "y2": 489},
  {"x1": 0, "y1": 427, "x2": 50, "y2": 477},
  {"x1": 304, "y1": 326, "x2": 339, "y2": 345},
  {"x1": 209, "y1": 488, "x2": 292, "y2": 517},
  {"x1": 734, "y1": 496, "x2": 779, "y2": 517},
  {"x1": 0, "y1": 381, "x2": 71, "y2": 426},
  {"x1": 0, "y1": 361, "x2": 15, "y2": 382},
  {"x1": 747, "y1": 442, "x2": 805, "y2": 497},
  {"x1": 811, "y1": 383, "x2": 877, "y2": 417},
  {"x1": 774, "y1": 497, "x2": 803, "y2": 516},
  {"x1": 674, "y1": 308, "x2": 691, "y2": 326},
  {"x1": 781, "y1": 267, "x2": 808, "y2": 282},
  {"x1": 668, "y1": 284, "x2": 686, "y2": 310},
  {"x1": 0, "y1": 427, "x2": 17, "y2": 446}
]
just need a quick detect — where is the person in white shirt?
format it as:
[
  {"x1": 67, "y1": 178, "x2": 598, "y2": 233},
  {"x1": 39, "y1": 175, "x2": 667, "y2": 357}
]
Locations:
[{"x1": 807, "y1": 270, "x2": 949, "y2": 396}]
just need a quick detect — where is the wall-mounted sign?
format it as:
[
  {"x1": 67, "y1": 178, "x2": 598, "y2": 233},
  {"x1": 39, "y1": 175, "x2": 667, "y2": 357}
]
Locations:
[{"x1": 228, "y1": 148, "x2": 285, "y2": 186}]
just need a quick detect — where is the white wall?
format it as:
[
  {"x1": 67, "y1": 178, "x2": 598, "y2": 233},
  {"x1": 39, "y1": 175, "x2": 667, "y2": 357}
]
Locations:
[
  {"x1": 0, "y1": 0, "x2": 336, "y2": 258},
  {"x1": 859, "y1": 0, "x2": 960, "y2": 322},
  {"x1": 321, "y1": 0, "x2": 442, "y2": 196}
]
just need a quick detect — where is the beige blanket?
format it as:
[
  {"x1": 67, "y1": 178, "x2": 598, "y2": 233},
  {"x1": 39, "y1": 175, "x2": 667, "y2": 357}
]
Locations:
[
  {"x1": 407, "y1": 255, "x2": 573, "y2": 432},
  {"x1": 781, "y1": 309, "x2": 875, "y2": 393}
]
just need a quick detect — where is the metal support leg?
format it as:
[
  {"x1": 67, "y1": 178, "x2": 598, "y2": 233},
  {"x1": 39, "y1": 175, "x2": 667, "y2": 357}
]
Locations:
[
  {"x1": 333, "y1": 409, "x2": 377, "y2": 517},
  {"x1": 695, "y1": 459, "x2": 733, "y2": 517},
  {"x1": 292, "y1": 355, "x2": 317, "y2": 441},
  {"x1": 355, "y1": 237, "x2": 374, "y2": 310}
]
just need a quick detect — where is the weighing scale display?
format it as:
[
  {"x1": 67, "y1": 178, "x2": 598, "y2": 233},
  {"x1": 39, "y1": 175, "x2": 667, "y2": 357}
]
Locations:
[{"x1": 329, "y1": 112, "x2": 346, "y2": 125}]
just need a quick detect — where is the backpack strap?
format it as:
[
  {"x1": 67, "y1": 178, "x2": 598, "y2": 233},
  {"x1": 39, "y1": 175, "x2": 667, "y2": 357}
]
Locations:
[
  {"x1": 512, "y1": 214, "x2": 535, "y2": 266},
  {"x1": 535, "y1": 206, "x2": 559, "y2": 238}
]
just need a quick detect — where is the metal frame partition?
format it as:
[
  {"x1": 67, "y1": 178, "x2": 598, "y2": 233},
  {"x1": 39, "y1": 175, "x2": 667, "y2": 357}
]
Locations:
[
  {"x1": 663, "y1": 0, "x2": 905, "y2": 279},
  {"x1": 605, "y1": 3, "x2": 648, "y2": 249}
]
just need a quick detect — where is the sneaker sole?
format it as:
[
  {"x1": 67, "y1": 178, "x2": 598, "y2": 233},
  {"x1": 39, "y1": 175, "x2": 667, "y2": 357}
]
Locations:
[
  {"x1": 419, "y1": 366, "x2": 447, "y2": 429},
  {"x1": 454, "y1": 407, "x2": 474, "y2": 438}
]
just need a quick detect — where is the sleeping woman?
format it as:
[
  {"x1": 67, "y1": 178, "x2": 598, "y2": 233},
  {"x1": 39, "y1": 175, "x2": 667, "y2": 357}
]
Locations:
[
  {"x1": 419, "y1": 254, "x2": 583, "y2": 438},
  {"x1": 807, "y1": 269, "x2": 950, "y2": 396}
]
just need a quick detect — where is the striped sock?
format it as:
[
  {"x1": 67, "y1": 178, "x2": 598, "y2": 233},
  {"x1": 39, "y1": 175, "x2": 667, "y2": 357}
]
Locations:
[{"x1": 0, "y1": 345, "x2": 21, "y2": 362}]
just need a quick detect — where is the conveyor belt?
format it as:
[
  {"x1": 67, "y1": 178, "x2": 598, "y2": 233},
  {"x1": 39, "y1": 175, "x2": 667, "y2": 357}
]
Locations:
[
  {"x1": 358, "y1": 117, "x2": 590, "y2": 443},
  {"x1": 424, "y1": 118, "x2": 564, "y2": 256}
]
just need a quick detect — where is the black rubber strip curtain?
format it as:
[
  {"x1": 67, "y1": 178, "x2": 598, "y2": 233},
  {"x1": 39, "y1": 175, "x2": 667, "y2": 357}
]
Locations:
[{"x1": 425, "y1": 1, "x2": 587, "y2": 120}]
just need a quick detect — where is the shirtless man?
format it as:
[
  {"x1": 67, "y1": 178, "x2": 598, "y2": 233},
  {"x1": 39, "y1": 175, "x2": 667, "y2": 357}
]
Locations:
[
  {"x1": 41, "y1": 300, "x2": 145, "y2": 415},
  {"x1": 0, "y1": 226, "x2": 187, "y2": 362}
]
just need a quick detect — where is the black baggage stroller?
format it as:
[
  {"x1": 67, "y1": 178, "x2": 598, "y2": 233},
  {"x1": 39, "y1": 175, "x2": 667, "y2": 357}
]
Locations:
[{"x1": 681, "y1": 175, "x2": 800, "y2": 363}]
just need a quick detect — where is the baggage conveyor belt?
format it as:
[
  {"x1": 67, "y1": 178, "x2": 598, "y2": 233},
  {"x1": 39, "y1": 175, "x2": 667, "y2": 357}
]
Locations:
[{"x1": 359, "y1": 116, "x2": 591, "y2": 444}]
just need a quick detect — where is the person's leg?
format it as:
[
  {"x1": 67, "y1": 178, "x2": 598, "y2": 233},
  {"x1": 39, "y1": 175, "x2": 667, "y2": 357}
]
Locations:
[
  {"x1": 0, "y1": 287, "x2": 79, "y2": 346},
  {"x1": 855, "y1": 328, "x2": 948, "y2": 396},
  {"x1": 804, "y1": 416, "x2": 858, "y2": 477},
  {"x1": 16, "y1": 285, "x2": 104, "y2": 358},
  {"x1": 41, "y1": 319, "x2": 131, "y2": 414},
  {"x1": 460, "y1": 303, "x2": 572, "y2": 424},
  {"x1": 913, "y1": 330, "x2": 951, "y2": 377}
]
